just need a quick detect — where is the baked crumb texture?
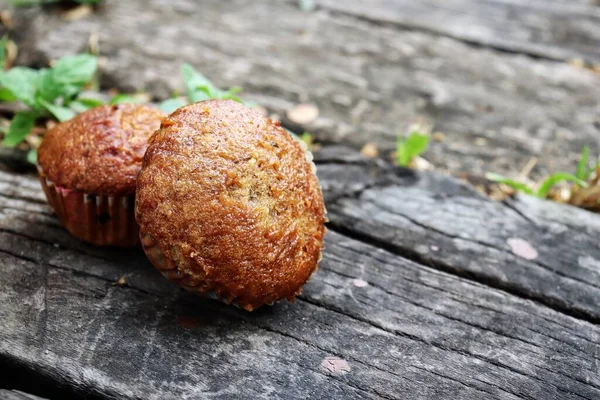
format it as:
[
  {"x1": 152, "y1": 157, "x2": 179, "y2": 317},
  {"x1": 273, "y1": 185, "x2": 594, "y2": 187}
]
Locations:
[
  {"x1": 38, "y1": 104, "x2": 165, "y2": 246},
  {"x1": 136, "y1": 100, "x2": 326, "y2": 311}
]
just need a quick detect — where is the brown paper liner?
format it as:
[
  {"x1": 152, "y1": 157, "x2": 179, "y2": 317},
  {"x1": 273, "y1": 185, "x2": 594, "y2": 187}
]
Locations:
[{"x1": 38, "y1": 168, "x2": 139, "y2": 247}]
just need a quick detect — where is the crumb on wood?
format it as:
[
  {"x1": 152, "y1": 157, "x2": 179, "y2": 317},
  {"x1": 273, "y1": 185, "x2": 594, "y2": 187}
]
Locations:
[{"x1": 113, "y1": 276, "x2": 127, "y2": 287}]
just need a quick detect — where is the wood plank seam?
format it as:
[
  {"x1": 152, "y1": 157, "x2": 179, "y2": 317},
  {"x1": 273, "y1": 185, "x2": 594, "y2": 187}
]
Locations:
[{"x1": 325, "y1": 221, "x2": 600, "y2": 325}]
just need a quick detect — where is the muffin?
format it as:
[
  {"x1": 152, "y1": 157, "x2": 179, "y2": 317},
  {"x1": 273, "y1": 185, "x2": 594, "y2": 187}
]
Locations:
[
  {"x1": 38, "y1": 104, "x2": 165, "y2": 246},
  {"x1": 136, "y1": 100, "x2": 326, "y2": 310}
]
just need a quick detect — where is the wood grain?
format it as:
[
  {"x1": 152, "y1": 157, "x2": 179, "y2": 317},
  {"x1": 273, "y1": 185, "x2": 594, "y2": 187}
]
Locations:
[
  {"x1": 1, "y1": 147, "x2": 600, "y2": 399},
  {"x1": 7, "y1": 0, "x2": 600, "y2": 180},
  {"x1": 313, "y1": 0, "x2": 600, "y2": 62}
]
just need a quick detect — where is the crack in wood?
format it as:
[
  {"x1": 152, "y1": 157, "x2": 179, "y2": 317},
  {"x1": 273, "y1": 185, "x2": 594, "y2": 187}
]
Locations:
[{"x1": 326, "y1": 221, "x2": 600, "y2": 326}]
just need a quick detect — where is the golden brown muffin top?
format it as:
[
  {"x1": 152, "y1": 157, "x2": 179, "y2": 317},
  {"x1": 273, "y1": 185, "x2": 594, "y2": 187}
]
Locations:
[
  {"x1": 136, "y1": 100, "x2": 326, "y2": 310},
  {"x1": 38, "y1": 104, "x2": 165, "y2": 196}
]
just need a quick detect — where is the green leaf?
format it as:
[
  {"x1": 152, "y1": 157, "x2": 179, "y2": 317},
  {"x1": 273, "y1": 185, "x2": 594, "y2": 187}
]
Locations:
[
  {"x1": 218, "y1": 87, "x2": 243, "y2": 102},
  {"x1": 576, "y1": 146, "x2": 589, "y2": 180},
  {"x1": 181, "y1": 64, "x2": 215, "y2": 101},
  {"x1": 69, "y1": 98, "x2": 105, "y2": 113},
  {"x1": 189, "y1": 87, "x2": 214, "y2": 103},
  {"x1": 397, "y1": 131, "x2": 430, "y2": 166},
  {"x1": 0, "y1": 35, "x2": 7, "y2": 70},
  {"x1": 0, "y1": 87, "x2": 16, "y2": 102},
  {"x1": 159, "y1": 97, "x2": 188, "y2": 114},
  {"x1": 52, "y1": 54, "x2": 97, "y2": 86},
  {"x1": 39, "y1": 99, "x2": 76, "y2": 122},
  {"x1": 0, "y1": 67, "x2": 40, "y2": 107},
  {"x1": 109, "y1": 94, "x2": 143, "y2": 105},
  {"x1": 36, "y1": 68, "x2": 66, "y2": 103},
  {"x1": 536, "y1": 172, "x2": 588, "y2": 198},
  {"x1": 485, "y1": 172, "x2": 535, "y2": 196},
  {"x1": 1, "y1": 112, "x2": 37, "y2": 147},
  {"x1": 27, "y1": 148, "x2": 37, "y2": 165},
  {"x1": 77, "y1": 98, "x2": 105, "y2": 108}
]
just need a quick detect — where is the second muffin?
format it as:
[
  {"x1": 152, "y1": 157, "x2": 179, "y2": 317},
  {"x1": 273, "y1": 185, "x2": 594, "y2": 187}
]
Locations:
[
  {"x1": 136, "y1": 100, "x2": 326, "y2": 310},
  {"x1": 38, "y1": 104, "x2": 165, "y2": 246}
]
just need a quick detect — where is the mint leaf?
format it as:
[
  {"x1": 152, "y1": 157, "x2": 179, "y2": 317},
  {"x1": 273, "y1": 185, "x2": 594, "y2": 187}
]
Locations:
[
  {"x1": 77, "y1": 98, "x2": 105, "y2": 108},
  {"x1": 181, "y1": 63, "x2": 215, "y2": 101},
  {"x1": 36, "y1": 68, "x2": 67, "y2": 103},
  {"x1": 0, "y1": 87, "x2": 16, "y2": 102},
  {"x1": 109, "y1": 94, "x2": 143, "y2": 105},
  {"x1": 2, "y1": 111, "x2": 36, "y2": 147},
  {"x1": 0, "y1": 67, "x2": 40, "y2": 107},
  {"x1": 189, "y1": 87, "x2": 213, "y2": 103},
  {"x1": 52, "y1": 54, "x2": 97, "y2": 86},
  {"x1": 159, "y1": 97, "x2": 187, "y2": 114},
  {"x1": 70, "y1": 97, "x2": 104, "y2": 113},
  {"x1": 39, "y1": 99, "x2": 76, "y2": 122}
]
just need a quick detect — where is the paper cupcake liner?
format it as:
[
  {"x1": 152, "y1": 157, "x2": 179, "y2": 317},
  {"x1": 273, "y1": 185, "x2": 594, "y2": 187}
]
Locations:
[{"x1": 38, "y1": 168, "x2": 139, "y2": 247}]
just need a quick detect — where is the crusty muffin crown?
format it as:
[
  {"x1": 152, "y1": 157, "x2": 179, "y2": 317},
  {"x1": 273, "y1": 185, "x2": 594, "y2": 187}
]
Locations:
[
  {"x1": 136, "y1": 99, "x2": 326, "y2": 310},
  {"x1": 38, "y1": 104, "x2": 165, "y2": 196}
]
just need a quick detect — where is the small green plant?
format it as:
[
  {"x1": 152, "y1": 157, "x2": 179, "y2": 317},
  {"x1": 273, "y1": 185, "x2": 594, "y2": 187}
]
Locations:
[
  {"x1": 396, "y1": 130, "x2": 430, "y2": 167},
  {"x1": 0, "y1": 39, "x2": 144, "y2": 163},
  {"x1": 575, "y1": 146, "x2": 600, "y2": 182},
  {"x1": 486, "y1": 172, "x2": 587, "y2": 198},
  {"x1": 486, "y1": 147, "x2": 594, "y2": 199},
  {"x1": 0, "y1": 50, "x2": 98, "y2": 159},
  {"x1": 159, "y1": 64, "x2": 244, "y2": 114}
]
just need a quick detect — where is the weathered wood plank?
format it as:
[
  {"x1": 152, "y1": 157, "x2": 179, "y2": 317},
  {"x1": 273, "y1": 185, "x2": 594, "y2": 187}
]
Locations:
[
  {"x1": 1, "y1": 208, "x2": 599, "y2": 399},
  {"x1": 8, "y1": 0, "x2": 600, "y2": 179},
  {"x1": 1, "y1": 151, "x2": 600, "y2": 398},
  {"x1": 324, "y1": 154, "x2": 600, "y2": 323},
  {"x1": 313, "y1": 0, "x2": 600, "y2": 62},
  {"x1": 0, "y1": 391, "x2": 47, "y2": 400}
]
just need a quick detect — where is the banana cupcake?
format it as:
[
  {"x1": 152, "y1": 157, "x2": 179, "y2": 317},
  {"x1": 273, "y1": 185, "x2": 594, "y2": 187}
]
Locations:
[
  {"x1": 136, "y1": 100, "x2": 326, "y2": 310},
  {"x1": 38, "y1": 104, "x2": 165, "y2": 246}
]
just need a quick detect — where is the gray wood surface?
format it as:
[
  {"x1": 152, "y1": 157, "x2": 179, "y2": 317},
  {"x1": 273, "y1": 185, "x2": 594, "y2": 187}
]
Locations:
[
  {"x1": 0, "y1": 391, "x2": 46, "y2": 400},
  {"x1": 1, "y1": 0, "x2": 600, "y2": 398},
  {"x1": 1, "y1": 147, "x2": 600, "y2": 399},
  {"x1": 7, "y1": 0, "x2": 600, "y2": 179},
  {"x1": 313, "y1": 0, "x2": 600, "y2": 62},
  {"x1": 323, "y1": 153, "x2": 600, "y2": 323}
]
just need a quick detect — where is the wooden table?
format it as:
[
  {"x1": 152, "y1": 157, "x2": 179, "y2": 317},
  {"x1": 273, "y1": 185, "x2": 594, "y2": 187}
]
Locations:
[{"x1": 1, "y1": 1, "x2": 599, "y2": 399}]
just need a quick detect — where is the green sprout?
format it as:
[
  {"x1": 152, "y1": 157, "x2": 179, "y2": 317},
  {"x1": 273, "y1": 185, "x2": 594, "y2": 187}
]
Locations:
[
  {"x1": 396, "y1": 130, "x2": 430, "y2": 167},
  {"x1": 486, "y1": 147, "x2": 596, "y2": 199},
  {"x1": 486, "y1": 172, "x2": 587, "y2": 198},
  {"x1": 0, "y1": 47, "x2": 99, "y2": 161},
  {"x1": 575, "y1": 145, "x2": 600, "y2": 181},
  {"x1": 159, "y1": 64, "x2": 245, "y2": 114}
]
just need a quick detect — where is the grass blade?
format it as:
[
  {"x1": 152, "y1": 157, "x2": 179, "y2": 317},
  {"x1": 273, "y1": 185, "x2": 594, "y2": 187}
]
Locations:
[
  {"x1": 576, "y1": 146, "x2": 589, "y2": 180},
  {"x1": 536, "y1": 172, "x2": 588, "y2": 198},
  {"x1": 485, "y1": 172, "x2": 535, "y2": 196}
]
